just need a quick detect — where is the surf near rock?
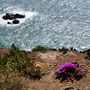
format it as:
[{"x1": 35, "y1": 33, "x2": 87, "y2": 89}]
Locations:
[
  {"x1": 2, "y1": 13, "x2": 25, "y2": 24},
  {"x1": 7, "y1": 22, "x2": 12, "y2": 24},
  {"x1": 2, "y1": 13, "x2": 25, "y2": 20}
]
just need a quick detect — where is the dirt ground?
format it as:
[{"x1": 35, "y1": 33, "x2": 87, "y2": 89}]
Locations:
[{"x1": 0, "y1": 49, "x2": 90, "y2": 90}]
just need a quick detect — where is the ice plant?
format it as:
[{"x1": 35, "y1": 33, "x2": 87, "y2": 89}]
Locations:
[{"x1": 55, "y1": 62, "x2": 84, "y2": 82}]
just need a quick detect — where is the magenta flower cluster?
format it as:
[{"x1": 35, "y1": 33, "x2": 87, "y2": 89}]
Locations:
[{"x1": 55, "y1": 62, "x2": 84, "y2": 82}]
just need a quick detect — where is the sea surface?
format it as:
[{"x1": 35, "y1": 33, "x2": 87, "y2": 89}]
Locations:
[{"x1": 0, "y1": 0, "x2": 90, "y2": 51}]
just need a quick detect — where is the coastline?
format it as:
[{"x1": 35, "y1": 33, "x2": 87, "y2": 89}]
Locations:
[{"x1": 0, "y1": 46, "x2": 90, "y2": 90}]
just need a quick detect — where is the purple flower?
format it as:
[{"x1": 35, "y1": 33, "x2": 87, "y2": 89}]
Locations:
[
  {"x1": 65, "y1": 62, "x2": 72, "y2": 67},
  {"x1": 55, "y1": 62, "x2": 84, "y2": 82},
  {"x1": 72, "y1": 66, "x2": 76, "y2": 68},
  {"x1": 71, "y1": 78, "x2": 74, "y2": 80},
  {"x1": 67, "y1": 77, "x2": 69, "y2": 80},
  {"x1": 59, "y1": 70, "x2": 61, "y2": 73},
  {"x1": 77, "y1": 72, "x2": 81, "y2": 75},
  {"x1": 65, "y1": 72, "x2": 66, "y2": 74},
  {"x1": 62, "y1": 68, "x2": 67, "y2": 72},
  {"x1": 60, "y1": 77, "x2": 63, "y2": 80},
  {"x1": 55, "y1": 70, "x2": 58, "y2": 73},
  {"x1": 71, "y1": 64, "x2": 77, "y2": 68},
  {"x1": 64, "y1": 62, "x2": 77, "y2": 68},
  {"x1": 76, "y1": 68, "x2": 79, "y2": 71},
  {"x1": 59, "y1": 65, "x2": 65, "y2": 70},
  {"x1": 81, "y1": 69, "x2": 84, "y2": 73}
]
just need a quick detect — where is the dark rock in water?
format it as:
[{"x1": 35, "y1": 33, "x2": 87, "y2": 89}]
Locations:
[
  {"x1": 2, "y1": 15, "x2": 8, "y2": 20},
  {"x1": 2, "y1": 13, "x2": 25, "y2": 20},
  {"x1": 2, "y1": 13, "x2": 25, "y2": 24},
  {"x1": 14, "y1": 13, "x2": 25, "y2": 18},
  {"x1": 12, "y1": 19, "x2": 20, "y2": 24},
  {"x1": 2, "y1": 13, "x2": 15, "y2": 20},
  {"x1": 6, "y1": 13, "x2": 14, "y2": 16},
  {"x1": 7, "y1": 22, "x2": 12, "y2": 24},
  {"x1": 70, "y1": 47, "x2": 78, "y2": 52}
]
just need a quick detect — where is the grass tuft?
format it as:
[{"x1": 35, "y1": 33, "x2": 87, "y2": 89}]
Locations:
[
  {"x1": 32, "y1": 45, "x2": 47, "y2": 52},
  {"x1": 0, "y1": 44, "x2": 41, "y2": 90}
]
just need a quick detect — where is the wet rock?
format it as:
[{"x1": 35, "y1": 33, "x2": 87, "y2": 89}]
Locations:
[
  {"x1": 2, "y1": 13, "x2": 25, "y2": 20},
  {"x1": 12, "y1": 19, "x2": 20, "y2": 24},
  {"x1": 6, "y1": 13, "x2": 15, "y2": 20},
  {"x1": 2, "y1": 15, "x2": 8, "y2": 20},
  {"x1": 3, "y1": 13, "x2": 15, "y2": 20},
  {"x1": 7, "y1": 22, "x2": 12, "y2": 24},
  {"x1": 14, "y1": 13, "x2": 25, "y2": 18}
]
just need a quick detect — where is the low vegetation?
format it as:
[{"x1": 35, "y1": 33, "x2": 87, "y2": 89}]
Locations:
[
  {"x1": 32, "y1": 45, "x2": 47, "y2": 52},
  {"x1": 0, "y1": 44, "x2": 41, "y2": 90},
  {"x1": 55, "y1": 62, "x2": 85, "y2": 82}
]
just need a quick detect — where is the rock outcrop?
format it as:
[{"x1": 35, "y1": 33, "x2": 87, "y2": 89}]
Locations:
[
  {"x1": 2, "y1": 13, "x2": 25, "y2": 24},
  {"x1": 2, "y1": 13, "x2": 25, "y2": 20},
  {"x1": 3, "y1": 13, "x2": 15, "y2": 20},
  {"x1": 14, "y1": 14, "x2": 25, "y2": 18}
]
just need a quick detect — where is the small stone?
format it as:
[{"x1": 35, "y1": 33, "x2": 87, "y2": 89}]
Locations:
[
  {"x1": 54, "y1": 64, "x2": 57, "y2": 66},
  {"x1": 64, "y1": 86, "x2": 76, "y2": 90},
  {"x1": 84, "y1": 56, "x2": 88, "y2": 59},
  {"x1": 88, "y1": 70, "x2": 90, "y2": 73},
  {"x1": 7, "y1": 22, "x2": 11, "y2": 24},
  {"x1": 60, "y1": 84, "x2": 62, "y2": 87},
  {"x1": 80, "y1": 64, "x2": 86, "y2": 66},
  {"x1": 48, "y1": 68, "x2": 51, "y2": 71},
  {"x1": 35, "y1": 63, "x2": 50, "y2": 69}
]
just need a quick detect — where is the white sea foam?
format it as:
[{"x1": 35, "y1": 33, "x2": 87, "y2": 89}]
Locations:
[{"x1": 0, "y1": 10, "x2": 38, "y2": 26}]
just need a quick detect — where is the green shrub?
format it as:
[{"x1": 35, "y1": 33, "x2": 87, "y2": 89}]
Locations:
[
  {"x1": 0, "y1": 44, "x2": 41, "y2": 89},
  {"x1": 32, "y1": 45, "x2": 47, "y2": 52},
  {"x1": 0, "y1": 70, "x2": 22, "y2": 90},
  {"x1": 10, "y1": 44, "x2": 40, "y2": 78}
]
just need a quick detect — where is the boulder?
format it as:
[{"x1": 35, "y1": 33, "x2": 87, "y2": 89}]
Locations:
[
  {"x1": 12, "y1": 19, "x2": 20, "y2": 24},
  {"x1": 2, "y1": 13, "x2": 15, "y2": 20},
  {"x1": 2, "y1": 15, "x2": 8, "y2": 20},
  {"x1": 2, "y1": 13, "x2": 25, "y2": 20},
  {"x1": 14, "y1": 14, "x2": 25, "y2": 18},
  {"x1": 2, "y1": 13, "x2": 25, "y2": 24}
]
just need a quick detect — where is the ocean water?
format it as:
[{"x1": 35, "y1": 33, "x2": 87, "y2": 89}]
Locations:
[{"x1": 0, "y1": 0, "x2": 90, "y2": 51}]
